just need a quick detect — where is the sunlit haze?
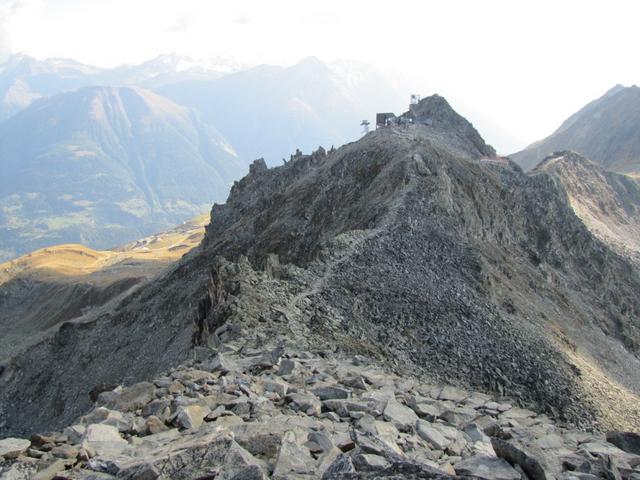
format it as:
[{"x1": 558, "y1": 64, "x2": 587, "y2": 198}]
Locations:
[{"x1": 1, "y1": 0, "x2": 639, "y2": 152}]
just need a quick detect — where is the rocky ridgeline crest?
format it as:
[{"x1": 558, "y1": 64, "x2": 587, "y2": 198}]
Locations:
[
  {"x1": 2, "y1": 96, "x2": 640, "y2": 478},
  {"x1": 2, "y1": 321, "x2": 640, "y2": 479}
]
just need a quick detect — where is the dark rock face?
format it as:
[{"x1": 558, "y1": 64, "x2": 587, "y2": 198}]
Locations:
[
  {"x1": 1, "y1": 95, "x2": 640, "y2": 439},
  {"x1": 491, "y1": 438, "x2": 549, "y2": 480},
  {"x1": 510, "y1": 85, "x2": 640, "y2": 173},
  {"x1": 606, "y1": 432, "x2": 640, "y2": 455}
]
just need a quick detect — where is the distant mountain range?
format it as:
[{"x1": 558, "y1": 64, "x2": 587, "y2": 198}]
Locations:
[
  {"x1": 158, "y1": 57, "x2": 407, "y2": 165},
  {"x1": 0, "y1": 55, "x2": 407, "y2": 162},
  {"x1": 0, "y1": 53, "x2": 241, "y2": 121},
  {"x1": 4, "y1": 53, "x2": 637, "y2": 263},
  {"x1": 511, "y1": 85, "x2": 640, "y2": 173},
  {"x1": 0, "y1": 85, "x2": 244, "y2": 261}
]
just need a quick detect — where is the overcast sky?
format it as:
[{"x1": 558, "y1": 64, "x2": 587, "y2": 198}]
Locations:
[{"x1": 1, "y1": 0, "x2": 639, "y2": 152}]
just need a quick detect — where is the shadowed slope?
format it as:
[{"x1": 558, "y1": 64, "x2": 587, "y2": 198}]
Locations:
[{"x1": 0, "y1": 215, "x2": 208, "y2": 361}]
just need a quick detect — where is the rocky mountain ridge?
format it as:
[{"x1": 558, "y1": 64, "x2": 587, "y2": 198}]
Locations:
[{"x1": 1, "y1": 96, "x2": 639, "y2": 479}]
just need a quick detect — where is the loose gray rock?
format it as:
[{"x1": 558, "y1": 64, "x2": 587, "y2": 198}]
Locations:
[
  {"x1": 492, "y1": 437, "x2": 549, "y2": 480},
  {"x1": 382, "y1": 399, "x2": 419, "y2": 432},
  {"x1": 277, "y1": 359, "x2": 296, "y2": 376},
  {"x1": 272, "y1": 431, "x2": 315, "y2": 478},
  {"x1": 438, "y1": 386, "x2": 468, "y2": 403},
  {"x1": 455, "y1": 454, "x2": 522, "y2": 480},
  {"x1": 287, "y1": 392, "x2": 322, "y2": 416},
  {"x1": 81, "y1": 424, "x2": 127, "y2": 457},
  {"x1": 203, "y1": 353, "x2": 233, "y2": 374},
  {"x1": 174, "y1": 405, "x2": 208, "y2": 430},
  {"x1": 321, "y1": 454, "x2": 356, "y2": 479},
  {"x1": 312, "y1": 385, "x2": 350, "y2": 401},
  {"x1": 416, "y1": 421, "x2": 450, "y2": 450},
  {"x1": 142, "y1": 399, "x2": 171, "y2": 419},
  {"x1": 354, "y1": 453, "x2": 390, "y2": 470}
]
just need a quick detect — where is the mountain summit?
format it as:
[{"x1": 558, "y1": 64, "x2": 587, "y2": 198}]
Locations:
[
  {"x1": 403, "y1": 94, "x2": 496, "y2": 159},
  {"x1": 511, "y1": 85, "x2": 640, "y2": 173}
]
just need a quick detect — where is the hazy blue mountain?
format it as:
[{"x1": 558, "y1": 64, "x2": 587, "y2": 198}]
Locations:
[
  {"x1": 0, "y1": 85, "x2": 246, "y2": 261},
  {"x1": 0, "y1": 54, "x2": 103, "y2": 121},
  {"x1": 158, "y1": 57, "x2": 407, "y2": 165},
  {"x1": 107, "y1": 53, "x2": 243, "y2": 88},
  {"x1": 1, "y1": 54, "x2": 412, "y2": 166},
  {"x1": 511, "y1": 85, "x2": 640, "y2": 173},
  {"x1": 0, "y1": 53, "x2": 239, "y2": 121}
]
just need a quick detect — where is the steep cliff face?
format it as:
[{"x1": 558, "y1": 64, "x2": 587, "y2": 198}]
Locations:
[{"x1": 2, "y1": 96, "x2": 639, "y2": 438}]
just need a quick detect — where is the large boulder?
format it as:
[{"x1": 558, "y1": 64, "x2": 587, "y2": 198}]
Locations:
[
  {"x1": 119, "y1": 433, "x2": 265, "y2": 480},
  {"x1": 96, "y1": 382, "x2": 156, "y2": 413},
  {"x1": 416, "y1": 421, "x2": 450, "y2": 450},
  {"x1": 272, "y1": 431, "x2": 315, "y2": 478},
  {"x1": 0, "y1": 438, "x2": 30, "y2": 459},
  {"x1": 491, "y1": 438, "x2": 549, "y2": 480},
  {"x1": 455, "y1": 454, "x2": 521, "y2": 480},
  {"x1": 382, "y1": 399, "x2": 419, "y2": 432},
  {"x1": 174, "y1": 405, "x2": 209, "y2": 430},
  {"x1": 312, "y1": 385, "x2": 350, "y2": 401},
  {"x1": 81, "y1": 424, "x2": 127, "y2": 457}
]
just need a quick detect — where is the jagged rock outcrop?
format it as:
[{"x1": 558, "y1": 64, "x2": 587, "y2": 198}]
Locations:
[{"x1": 1, "y1": 95, "x2": 639, "y2": 457}]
